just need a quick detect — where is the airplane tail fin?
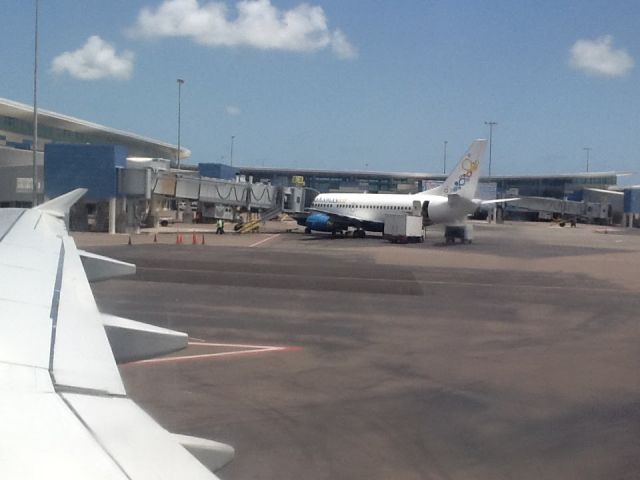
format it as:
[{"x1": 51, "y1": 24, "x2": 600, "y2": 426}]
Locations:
[{"x1": 422, "y1": 139, "x2": 487, "y2": 200}]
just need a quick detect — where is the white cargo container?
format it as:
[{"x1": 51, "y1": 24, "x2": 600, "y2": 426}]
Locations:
[{"x1": 383, "y1": 214, "x2": 424, "y2": 243}]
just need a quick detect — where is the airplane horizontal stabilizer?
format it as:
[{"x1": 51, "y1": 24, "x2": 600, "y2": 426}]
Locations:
[
  {"x1": 79, "y1": 250, "x2": 136, "y2": 282},
  {"x1": 479, "y1": 197, "x2": 520, "y2": 205},
  {"x1": 35, "y1": 188, "x2": 87, "y2": 217},
  {"x1": 101, "y1": 314, "x2": 188, "y2": 363},
  {"x1": 448, "y1": 193, "x2": 476, "y2": 209},
  {"x1": 172, "y1": 433, "x2": 235, "y2": 473}
]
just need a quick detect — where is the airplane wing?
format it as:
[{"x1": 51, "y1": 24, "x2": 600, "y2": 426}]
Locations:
[
  {"x1": 0, "y1": 190, "x2": 232, "y2": 479},
  {"x1": 306, "y1": 208, "x2": 384, "y2": 231}
]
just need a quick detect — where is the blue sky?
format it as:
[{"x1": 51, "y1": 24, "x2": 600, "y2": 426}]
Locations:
[{"x1": 3, "y1": 0, "x2": 639, "y2": 181}]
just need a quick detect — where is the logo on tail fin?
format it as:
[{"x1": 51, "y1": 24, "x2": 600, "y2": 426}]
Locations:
[{"x1": 444, "y1": 154, "x2": 480, "y2": 194}]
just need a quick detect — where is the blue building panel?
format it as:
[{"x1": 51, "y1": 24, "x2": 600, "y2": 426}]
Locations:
[
  {"x1": 199, "y1": 163, "x2": 238, "y2": 180},
  {"x1": 623, "y1": 188, "x2": 640, "y2": 213},
  {"x1": 45, "y1": 144, "x2": 127, "y2": 200}
]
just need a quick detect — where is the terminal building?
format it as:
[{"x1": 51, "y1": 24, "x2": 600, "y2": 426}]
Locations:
[
  {"x1": 238, "y1": 166, "x2": 619, "y2": 198},
  {"x1": 1, "y1": 96, "x2": 639, "y2": 230}
]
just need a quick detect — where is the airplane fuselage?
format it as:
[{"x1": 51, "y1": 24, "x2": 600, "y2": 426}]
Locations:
[{"x1": 306, "y1": 191, "x2": 476, "y2": 233}]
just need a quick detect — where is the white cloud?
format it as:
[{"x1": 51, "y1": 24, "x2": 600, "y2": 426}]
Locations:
[
  {"x1": 225, "y1": 105, "x2": 241, "y2": 116},
  {"x1": 569, "y1": 35, "x2": 634, "y2": 78},
  {"x1": 130, "y1": 0, "x2": 357, "y2": 59},
  {"x1": 51, "y1": 36, "x2": 134, "y2": 80},
  {"x1": 331, "y1": 30, "x2": 357, "y2": 60}
]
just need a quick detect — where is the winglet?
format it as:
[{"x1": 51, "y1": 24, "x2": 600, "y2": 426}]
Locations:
[{"x1": 36, "y1": 188, "x2": 87, "y2": 218}]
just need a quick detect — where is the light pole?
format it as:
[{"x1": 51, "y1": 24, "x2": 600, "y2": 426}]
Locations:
[
  {"x1": 229, "y1": 135, "x2": 235, "y2": 166},
  {"x1": 484, "y1": 121, "x2": 497, "y2": 177},
  {"x1": 583, "y1": 147, "x2": 592, "y2": 172},
  {"x1": 176, "y1": 78, "x2": 185, "y2": 169},
  {"x1": 443, "y1": 140, "x2": 448, "y2": 174},
  {"x1": 32, "y1": 0, "x2": 39, "y2": 206}
]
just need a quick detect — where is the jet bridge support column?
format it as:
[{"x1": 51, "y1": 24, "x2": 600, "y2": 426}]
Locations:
[{"x1": 109, "y1": 197, "x2": 116, "y2": 234}]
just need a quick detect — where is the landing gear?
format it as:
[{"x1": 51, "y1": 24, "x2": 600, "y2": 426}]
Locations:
[
  {"x1": 304, "y1": 227, "x2": 312, "y2": 234},
  {"x1": 444, "y1": 225, "x2": 473, "y2": 244},
  {"x1": 353, "y1": 229, "x2": 366, "y2": 239}
]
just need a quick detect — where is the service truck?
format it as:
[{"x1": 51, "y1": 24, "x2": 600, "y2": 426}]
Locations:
[{"x1": 383, "y1": 214, "x2": 424, "y2": 243}]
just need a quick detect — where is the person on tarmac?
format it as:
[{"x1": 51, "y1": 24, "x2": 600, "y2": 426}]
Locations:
[{"x1": 216, "y1": 218, "x2": 225, "y2": 234}]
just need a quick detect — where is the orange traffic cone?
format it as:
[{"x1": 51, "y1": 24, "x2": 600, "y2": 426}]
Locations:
[
  {"x1": 201, "y1": 234, "x2": 205, "y2": 245},
  {"x1": 176, "y1": 233, "x2": 181, "y2": 244},
  {"x1": 192, "y1": 232, "x2": 197, "y2": 244}
]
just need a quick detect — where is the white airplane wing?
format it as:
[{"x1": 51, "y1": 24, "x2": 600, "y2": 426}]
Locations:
[{"x1": 0, "y1": 190, "x2": 232, "y2": 479}]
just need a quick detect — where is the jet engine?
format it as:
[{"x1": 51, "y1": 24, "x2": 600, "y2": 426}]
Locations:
[{"x1": 305, "y1": 212, "x2": 334, "y2": 232}]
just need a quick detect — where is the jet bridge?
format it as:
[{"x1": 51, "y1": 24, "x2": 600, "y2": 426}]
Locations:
[
  {"x1": 119, "y1": 168, "x2": 309, "y2": 229},
  {"x1": 43, "y1": 144, "x2": 308, "y2": 232}
]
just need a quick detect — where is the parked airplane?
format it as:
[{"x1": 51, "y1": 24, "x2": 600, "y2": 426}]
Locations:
[
  {"x1": 297, "y1": 139, "x2": 515, "y2": 239},
  {"x1": 0, "y1": 189, "x2": 233, "y2": 479}
]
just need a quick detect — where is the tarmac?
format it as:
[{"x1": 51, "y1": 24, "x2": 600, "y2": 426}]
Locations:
[{"x1": 78, "y1": 221, "x2": 640, "y2": 480}]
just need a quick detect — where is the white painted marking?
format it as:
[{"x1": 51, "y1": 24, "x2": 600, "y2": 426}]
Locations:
[
  {"x1": 124, "y1": 341, "x2": 299, "y2": 366},
  {"x1": 249, "y1": 234, "x2": 280, "y2": 248},
  {"x1": 188, "y1": 341, "x2": 283, "y2": 349}
]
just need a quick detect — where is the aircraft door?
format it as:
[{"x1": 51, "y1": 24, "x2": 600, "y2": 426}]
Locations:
[
  {"x1": 412, "y1": 200, "x2": 422, "y2": 217},
  {"x1": 421, "y1": 201, "x2": 430, "y2": 226}
]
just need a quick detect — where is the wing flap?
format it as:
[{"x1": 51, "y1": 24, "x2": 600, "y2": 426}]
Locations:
[
  {"x1": 51, "y1": 236, "x2": 125, "y2": 395},
  {"x1": 79, "y1": 250, "x2": 136, "y2": 282},
  {"x1": 63, "y1": 394, "x2": 221, "y2": 479},
  {"x1": 0, "y1": 392, "x2": 128, "y2": 479},
  {"x1": 102, "y1": 314, "x2": 188, "y2": 363},
  {"x1": 173, "y1": 434, "x2": 235, "y2": 473}
]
